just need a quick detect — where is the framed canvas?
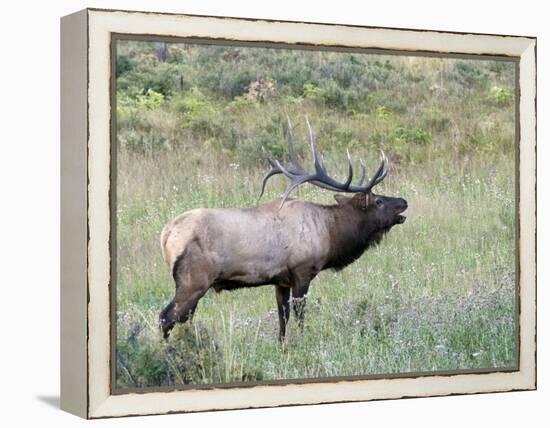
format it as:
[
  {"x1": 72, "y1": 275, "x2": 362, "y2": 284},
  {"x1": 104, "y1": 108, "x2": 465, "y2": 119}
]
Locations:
[{"x1": 60, "y1": 8, "x2": 537, "y2": 419}]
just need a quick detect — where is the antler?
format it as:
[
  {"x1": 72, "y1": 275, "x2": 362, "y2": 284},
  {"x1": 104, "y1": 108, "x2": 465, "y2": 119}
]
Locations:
[
  {"x1": 258, "y1": 117, "x2": 344, "y2": 200},
  {"x1": 259, "y1": 117, "x2": 388, "y2": 209}
]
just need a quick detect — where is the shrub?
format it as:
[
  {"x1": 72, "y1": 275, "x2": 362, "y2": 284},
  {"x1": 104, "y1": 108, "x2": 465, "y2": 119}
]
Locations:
[
  {"x1": 406, "y1": 68, "x2": 424, "y2": 83},
  {"x1": 421, "y1": 107, "x2": 451, "y2": 132},
  {"x1": 171, "y1": 88, "x2": 215, "y2": 129},
  {"x1": 116, "y1": 320, "x2": 222, "y2": 387},
  {"x1": 450, "y1": 60, "x2": 490, "y2": 89},
  {"x1": 488, "y1": 61, "x2": 516, "y2": 83},
  {"x1": 303, "y1": 83, "x2": 322, "y2": 99},
  {"x1": 488, "y1": 85, "x2": 514, "y2": 106},
  {"x1": 314, "y1": 79, "x2": 370, "y2": 113},
  {"x1": 267, "y1": 54, "x2": 316, "y2": 97},
  {"x1": 195, "y1": 48, "x2": 259, "y2": 100},
  {"x1": 117, "y1": 88, "x2": 164, "y2": 117},
  {"x1": 117, "y1": 61, "x2": 186, "y2": 97},
  {"x1": 319, "y1": 55, "x2": 365, "y2": 89},
  {"x1": 227, "y1": 94, "x2": 257, "y2": 110},
  {"x1": 390, "y1": 126, "x2": 432, "y2": 146},
  {"x1": 376, "y1": 105, "x2": 393, "y2": 120},
  {"x1": 463, "y1": 127, "x2": 498, "y2": 154},
  {"x1": 166, "y1": 44, "x2": 188, "y2": 64},
  {"x1": 371, "y1": 124, "x2": 431, "y2": 161},
  {"x1": 117, "y1": 128, "x2": 168, "y2": 153},
  {"x1": 318, "y1": 79, "x2": 347, "y2": 109},
  {"x1": 385, "y1": 96, "x2": 408, "y2": 115},
  {"x1": 136, "y1": 89, "x2": 165, "y2": 110},
  {"x1": 242, "y1": 128, "x2": 284, "y2": 162},
  {"x1": 246, "y1": 77, "x2": 277, "y2": 102},
  {"x1": 116, "y1": 89, "x2": 165, "y2": 141},
  {"x1": 116, "y1": 55, "x2": 137, "y2": 78},
  {"x1": 364, "y1": 60, "x2": 395, "y2": 88},
  {"x1": 319, "y1": 125, "x2": 362, "y2": 152}
]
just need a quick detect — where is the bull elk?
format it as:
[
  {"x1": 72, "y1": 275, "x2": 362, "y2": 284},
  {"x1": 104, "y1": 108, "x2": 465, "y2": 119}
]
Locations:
[{"x1": 159, "y1": 118, "x2": 408, "y2": 341}]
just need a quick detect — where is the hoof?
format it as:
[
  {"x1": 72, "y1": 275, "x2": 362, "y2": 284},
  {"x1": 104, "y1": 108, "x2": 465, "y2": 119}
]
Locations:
[{"x1": 159, "y1": 317, "x2": 174, "y2": 339}]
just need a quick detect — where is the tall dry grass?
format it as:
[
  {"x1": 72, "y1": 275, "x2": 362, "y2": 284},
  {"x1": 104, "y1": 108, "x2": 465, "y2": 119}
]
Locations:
[{"x1": 116, "y1": 145, "x2": 516, "y2": 388}]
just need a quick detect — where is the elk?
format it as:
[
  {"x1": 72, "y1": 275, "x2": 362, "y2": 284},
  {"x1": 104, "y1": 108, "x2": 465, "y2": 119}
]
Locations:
[{"x1": 159, "y1": 118, "x2": 408, "y2": 341}]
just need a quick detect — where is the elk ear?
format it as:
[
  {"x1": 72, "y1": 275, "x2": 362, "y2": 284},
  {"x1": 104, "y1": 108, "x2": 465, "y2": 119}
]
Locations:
[
  {"x1": 349, "y1": 193, "x2": 368, "y2": 211},
  {"x1": 365, "y1": 192, "x2": 376, "y2": 208},
  {"x1": 334, "y1": 195, "x2": 352, "y2": 205}
]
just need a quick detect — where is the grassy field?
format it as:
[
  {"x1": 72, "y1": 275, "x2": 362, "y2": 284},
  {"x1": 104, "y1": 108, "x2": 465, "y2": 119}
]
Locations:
[{"x1": 114, "y1": 41, "x2": 517, "y2": 388}]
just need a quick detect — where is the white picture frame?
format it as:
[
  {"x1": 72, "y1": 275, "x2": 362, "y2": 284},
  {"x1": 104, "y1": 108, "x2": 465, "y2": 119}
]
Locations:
[{"x1": 60, "y1": 8, "x2": 536, "y2": 419}]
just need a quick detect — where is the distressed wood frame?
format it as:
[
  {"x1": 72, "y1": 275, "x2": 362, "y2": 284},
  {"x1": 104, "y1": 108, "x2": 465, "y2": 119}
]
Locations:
[{"x1": 60, "y1": 8, "x2": 537, "y2": 419}]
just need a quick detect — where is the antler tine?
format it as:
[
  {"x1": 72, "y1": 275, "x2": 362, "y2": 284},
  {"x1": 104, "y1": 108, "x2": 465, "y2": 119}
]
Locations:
[
  {"x1": 357, "y1": 159, "x2": 366, "y2": 186},
  {"x1": 275, "y1": 152, "x2": 350, "y2": 195},
  {"x1": 305, "y1": 116, "x2": 324, "y2": 173},
  {"x1": 257, "y1": 119, "x2": 307, "y2": 201},
  {"x1": 319, "y1": 155, "x2": 328, "y2": 173},
  {"x1": 275, "y1": 157, "x2": 351, "y2": 208},
  {"x1": 274, "y1": 160, "x2": 318, "y2": 209},
  {"x1": 372, "y1": 150, "x2": 388, "y2": 186},
  {"x1": 286, "y1": 115, "x2": 302, "y2": 168},
  {"x1": 257, "y1": 153, "x2": 281, "y2": 201},
  {"x1": 362, "y1": 152, "x2": 387, "y2": 191},
  {"x1": 343, "y1": 150, "x2": 354, "y2": 188},
  {"x1": 258, "y1": 147, "x2": 305, "y2": 201},
  {"x1": 374, "y1": 168, "x2": 388, "y2": 186},
  {"x1": 278, "y1": 174, "x2": 317, "y2": 210}
]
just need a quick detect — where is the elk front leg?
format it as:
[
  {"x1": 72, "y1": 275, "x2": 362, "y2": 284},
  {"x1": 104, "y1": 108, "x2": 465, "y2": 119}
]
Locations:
[
  {"x1": 292, "y1": 281, "x2": 310, "y2": 330},
  {"x1": 275, "y1": 286, "x2": 291, "y2": 342}
]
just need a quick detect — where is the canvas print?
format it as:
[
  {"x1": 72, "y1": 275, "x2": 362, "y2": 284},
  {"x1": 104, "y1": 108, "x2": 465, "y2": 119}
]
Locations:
[{"x1": 114, "y1": 39, "x2": 517, "y2": 390}]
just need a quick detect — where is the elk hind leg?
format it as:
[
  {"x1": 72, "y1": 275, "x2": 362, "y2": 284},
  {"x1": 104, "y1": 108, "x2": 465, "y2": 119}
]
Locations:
[
  {"x1": 159, "y1": 291, "x2": 204, "y2": 339},
  {"x1": 160, "y1": 247, "x2": 211, "y2": 338}
]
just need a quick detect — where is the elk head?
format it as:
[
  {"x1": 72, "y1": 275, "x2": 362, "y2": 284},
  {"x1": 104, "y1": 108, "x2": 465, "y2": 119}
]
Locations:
[{"x1": 258, "y1": 117, "x2": 408, "y2": 229}]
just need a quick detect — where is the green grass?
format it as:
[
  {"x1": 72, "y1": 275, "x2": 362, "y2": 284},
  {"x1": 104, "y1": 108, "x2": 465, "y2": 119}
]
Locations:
[
  {"x1": 115, "y1": 148, "x2": 516, "y2": 388},
  {"x1": 114, "y1": 42, "x2": 517, "y2": 389}
]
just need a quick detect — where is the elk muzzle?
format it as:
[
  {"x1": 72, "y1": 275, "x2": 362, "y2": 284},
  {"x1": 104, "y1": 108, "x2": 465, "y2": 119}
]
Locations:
[{"x1": 394, "y1": 198, "x2": 408, "y2": 224}]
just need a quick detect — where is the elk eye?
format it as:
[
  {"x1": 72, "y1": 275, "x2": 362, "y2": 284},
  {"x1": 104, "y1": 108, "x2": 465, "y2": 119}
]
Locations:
[{"x1": 375, "y1": 198, "x2": 383, "y2": 207}]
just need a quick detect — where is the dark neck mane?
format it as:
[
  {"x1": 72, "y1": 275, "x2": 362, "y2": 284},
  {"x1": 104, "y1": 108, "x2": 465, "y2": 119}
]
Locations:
[{"x1": 323, "y1": 204, "x2": 388, "y2": 271}]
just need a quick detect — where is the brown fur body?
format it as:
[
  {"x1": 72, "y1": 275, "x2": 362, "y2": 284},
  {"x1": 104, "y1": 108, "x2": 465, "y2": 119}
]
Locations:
[{"x1": 159, "y1": 192, "x2": 407, "y2": 340}]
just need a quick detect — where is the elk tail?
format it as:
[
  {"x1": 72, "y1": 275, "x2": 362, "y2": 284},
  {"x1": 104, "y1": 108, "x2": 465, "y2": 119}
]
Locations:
[{"x1": 159, "y1": 223, "x2": 174, "y2": 267}]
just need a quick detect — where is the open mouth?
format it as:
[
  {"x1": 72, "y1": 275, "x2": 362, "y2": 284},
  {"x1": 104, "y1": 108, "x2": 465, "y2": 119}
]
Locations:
[{"x1": 395, "y1": 205, "x2": 408, "y2": 224}]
